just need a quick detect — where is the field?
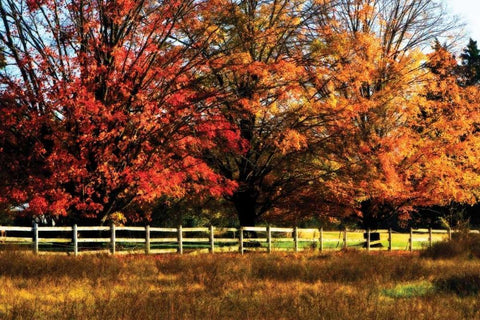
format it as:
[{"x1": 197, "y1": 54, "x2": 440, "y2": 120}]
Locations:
[{"x1": 0, "y1": 249, "x2": 479, "y2": 319}]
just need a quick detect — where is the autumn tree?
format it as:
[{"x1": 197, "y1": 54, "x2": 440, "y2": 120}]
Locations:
[
  {"x1": 177, "y1": 0, "x2": 342, "y2": 226},
  {"x1": 301, "y1": 32, "x2": 425, "y2": 228},
  {"x1": 0, "y1": 0, "x2": 473, "y2": 229},
  {"x1": 333, "y1": 0, "x2": 461, "y2": 55},
  {"x1": 296, "y1": 0, "x2": 469, "y2": 228},
  {"x1": 275, "y1": 0, "x2": 465, "y2": 228},
  {"x1": 173, "y1": 0, "x2": 465, "y2": 227},
  {"x1": 0, "y1": 0, "x2": 238, "y2": 223},
  {"x1": 410, "y1": 40, "x2": 480, "y2": 229}
]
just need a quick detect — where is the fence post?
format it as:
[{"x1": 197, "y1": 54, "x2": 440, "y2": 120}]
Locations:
[
  {"x1": 73, "y1": 224, "x2": 78, "y2": 256},
  {"x1": 209, "y1": 225, "x2": 215, "y2": 254},
  {"x1": 110, "y1": 224, "x2": 116, "y2": 255},
  {"x1": 33, "y1": 223, "x2": 39, "y2": 255},
  {"x1": 320, "y1": 228, "x2": 323, "y2": 252},
  {"x1": 343, "y1": 230, "x2": 347, "y2": 249},
  {"x1": 178, "y1": 225, "x2": 183, "y2": 254},
  {"x1": 429, "y1": 228, "x2": 432, "y2": 248},
  {"x1": 388, "y1": 228, "x2": 392, "y2": 251},
  {"x1": 239, "y1": 227, "x2": 244, "y2": 254},
  {"x1": 367, "y1": 229, "x2": 371, "y2": 252},
  {"x1": 409, "y1": 228, "x2": 413, "y2": 252},
  {"x1": 448, "y1": 227, "x2": 452, "y2": 241},
  {"x1": 145, "y1": 225, "x2": 151, "y2": 255},
  {"x1": 267, "y1": 225, "x2": 272, "y2": 254},
  {"x1": 294, "y1": 226, "x2": 299, "y2": 252}
]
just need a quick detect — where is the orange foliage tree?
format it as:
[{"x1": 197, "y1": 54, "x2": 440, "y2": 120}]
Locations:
[
  {"x1": 181, "y1": 0, "x2": 338, "y2": 226},
  {"x1": 177, "y1": 0, "x2": 469, "y2": 227},
  {"x1": 283, "y1": 0, "x2": 472, "y2": 228}
]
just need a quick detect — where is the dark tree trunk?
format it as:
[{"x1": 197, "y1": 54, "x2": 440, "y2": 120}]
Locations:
[
  {"x1": 233, "y1": 188, "x2": 258, "y2": 226},
  {"x1": 360, "y1": 199, "x2": 397, "y2": 229},
  {"x1": 361, "y1": 199, "x2": 378, "y2": 229}
]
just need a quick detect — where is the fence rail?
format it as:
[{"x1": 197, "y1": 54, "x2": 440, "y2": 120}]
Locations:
[{"x1": 0, "y1": 224, "x2": 470, "y2": 256}]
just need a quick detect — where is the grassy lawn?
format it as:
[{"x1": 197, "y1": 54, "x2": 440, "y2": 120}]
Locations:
[
  {"x1": 0, "y1": 249, "x2": 479, "y2": 319},
  {"x1": 259, "y1": 231, "x2": 449, "y2": 251}
]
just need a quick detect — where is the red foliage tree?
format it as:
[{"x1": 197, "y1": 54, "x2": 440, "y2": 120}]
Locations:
[{"x1": 0, "y1": 0, "x2": 238, "y2": 223}]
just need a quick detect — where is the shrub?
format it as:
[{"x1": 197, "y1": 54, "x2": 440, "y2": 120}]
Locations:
[
  {"x1": 421, "y1": 233, "x2": 480, "y2": 259},
  {"x1": 435, "y1": 273, "x2": 480, "y2": 296}
]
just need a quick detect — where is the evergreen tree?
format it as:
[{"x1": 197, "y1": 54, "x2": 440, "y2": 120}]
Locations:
[{"x1": 460, "y1": 38, "x2": 480, "y2": 86}]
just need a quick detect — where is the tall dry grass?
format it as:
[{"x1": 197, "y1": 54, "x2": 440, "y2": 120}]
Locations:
[{"x1": 0, "y1": 249, "x2": 479, "y2": 319}]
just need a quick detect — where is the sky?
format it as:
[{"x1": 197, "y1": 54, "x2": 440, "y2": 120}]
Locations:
[{"x1": 443, "y1": 0, "x2": 480, "y2": 43}]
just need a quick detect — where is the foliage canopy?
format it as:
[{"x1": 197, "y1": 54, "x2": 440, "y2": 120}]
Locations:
[{"x1": 0, "y1": 0, "x2": 478, "y2": 227}]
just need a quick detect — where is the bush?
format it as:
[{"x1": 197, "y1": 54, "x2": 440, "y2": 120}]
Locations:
[
  {"x1": 421, "y1": 233, "x2": 480, "y2": 259},
  {"x1": 435, "y1": 273, "x2": 480, "y2": 296}
]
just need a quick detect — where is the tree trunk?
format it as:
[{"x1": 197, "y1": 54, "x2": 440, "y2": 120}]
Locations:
[
  {"x1": 360, "y1": 199, "x2": 397, "y2": 229},
  {"x1": 233, "y1": 188, "x2": 258, "y2": 226}
]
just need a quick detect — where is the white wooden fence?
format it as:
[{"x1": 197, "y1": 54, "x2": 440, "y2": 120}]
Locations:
[{"x1": 0, "y1": 224, "x2": 460, "y2": 256}]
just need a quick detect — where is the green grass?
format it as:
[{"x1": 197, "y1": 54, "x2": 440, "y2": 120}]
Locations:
[
  {"x1": 259, "y1": 231, "x2": 448, "y2": 251},
  {"x1": 0, "y1": 249, "x2": 480, "y2": 319},
  {"x1": 381, "y1": 281, "x2": 435, "y2": 298}
]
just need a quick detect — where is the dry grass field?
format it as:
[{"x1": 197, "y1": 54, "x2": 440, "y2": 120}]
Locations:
[{"x1": 0, "y1": 247, "x2": 479, "y2": 319}]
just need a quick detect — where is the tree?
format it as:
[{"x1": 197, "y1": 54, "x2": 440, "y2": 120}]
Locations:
[
  {"x1": 333, "y1": 0, "x2": 461, "y2": 56},
  {"x1": 347, "y1": 39, "x2": 480, "y2": 229},
  {"x1": 303, "y1": 30, "x2": 428, "y2": 228},
  {"x1": 0, "y1": 0, "x2": 470, "y2": 228},
  {"x1": 0, "y1": 0, "x2": 238, "y2": 223},
  {"x1": 179, "y1": 0, "x2": 340, "y2": 226},
  {"x1": 460, "y1": 38, "x2": 480, "y2": 86},
  {"x1": 297, "y1": 0, "x2": 471, "y2": 228},
  {"x1": 178, "y1": 0, "x2": 464, "y2": 227},
  {"x1": 411, "y1": 40, "x2": 480, "y2": 229}
]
